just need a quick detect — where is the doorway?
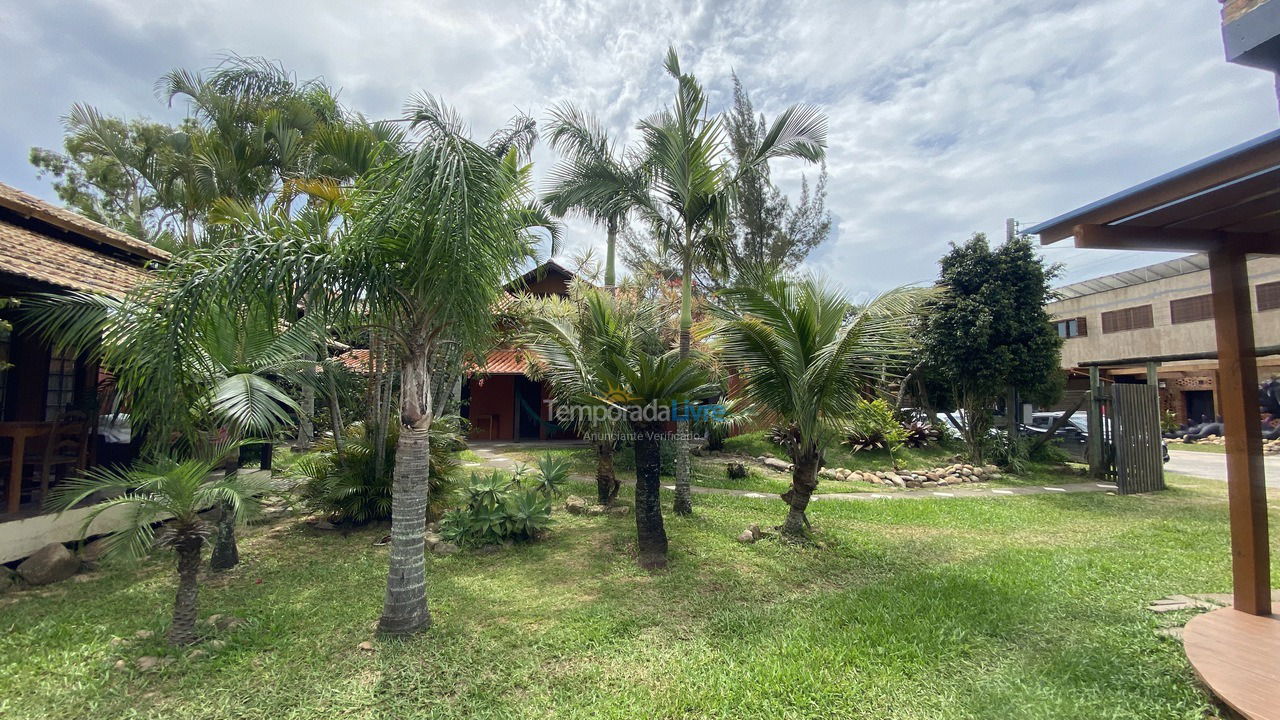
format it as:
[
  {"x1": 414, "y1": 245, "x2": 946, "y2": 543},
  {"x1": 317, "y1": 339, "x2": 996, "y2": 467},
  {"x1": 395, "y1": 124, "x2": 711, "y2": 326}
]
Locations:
[
  {"x1": 515, "y1": 376, "x2": 543, "y2": 441},
  {"x1": 1184, "y1": 390, "x2": 1215, "y2": 424}
]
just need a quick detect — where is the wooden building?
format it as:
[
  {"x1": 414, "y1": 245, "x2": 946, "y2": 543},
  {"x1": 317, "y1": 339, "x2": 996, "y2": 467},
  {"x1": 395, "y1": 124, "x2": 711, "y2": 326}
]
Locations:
[{"x1": 0, "y1": 182, "x2": 166, "y2": 558}]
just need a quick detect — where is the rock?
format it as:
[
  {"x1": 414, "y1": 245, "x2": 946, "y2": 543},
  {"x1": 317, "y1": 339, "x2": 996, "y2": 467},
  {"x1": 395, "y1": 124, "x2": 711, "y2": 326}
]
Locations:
[
  {"x1": 586, "y1": 505, "x2": 607, "y2": 516},
  {"x1": 606, "y1": 505, "x2": 630, "y2": 517},
  {"x1": 0, "y1": 567, "x2": 16, "y2": 594},
  {"x1": 884, "y1": 473, "x2": 905, "y2": 488},
  {"x1": 564, "y1": 495, "x2": 589, "y2": 515},
  {"x1": 926, "y1": 472, "x2": 940, "y2": 481},
  {"x1": 212, "y1": 616, "x2": 244, "y2": 631},
  {"x1": 108, "y1": 636, "x2": 127, "y2": 647},
  {"x1": 477, "y1": 544, "x2": 502, "y2": 554},
  {"x1": 944, "y1": 475, "x2": 961, "y2": 484},
  {"x1": 906, "y1": 481, "x2": 922, "y2": 488},
  {"x1": 426, "y1": 521, "x2": 440, "y2": 533},
  {"x1": 736, "y1": 529, "x2": 756, "y2": 543},
  {"x1": 135, "y1": 656, "x2": 162, "y2": 671},
  {"x1": 134, "y1": 629, "x2": 155, "y2": 640},
  {"x1": 432, "y1": 542, "x2": 459, "y2": 556},
  {"x1": 16, "y1": 543, "x2": 79, "y2": 585},
  {"x1": 818, "y1": 467, "x2": 838, "y2": 480},
  {"x1": 186, "y1": 649, "x2": 208, "y2": 660},
  {"x1": 761, "y1": 457, "x2": 793, "y2": 473},
  {"x1": 204, "y1": 615, "x2": 223, "y2": 628},
  {"x1": 112, "y1": 659, "x2": 127, "y2": 671},
  {"x1": 424, "y1": 532, "x2": 441, "y2": 548},
  {"x1": 208, "y1": 640, "x2": 226, "y2": 651},
  {"x1": 357, "y1": 641, "x2": 375, "y2": 652},
  {"x1": 749, "y1": 523, "x2": 763, "y2": 540},
  {"x1": 922, "y1": 481, "x2": 938, "y2": 488},
  {"x1": 78, "y1": 537, "x2": 111, "y2": 569}
]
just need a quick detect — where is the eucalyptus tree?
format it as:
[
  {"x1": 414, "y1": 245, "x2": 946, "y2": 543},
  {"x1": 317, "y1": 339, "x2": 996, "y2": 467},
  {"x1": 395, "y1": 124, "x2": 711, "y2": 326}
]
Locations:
[
  {"x1": 47, "y1": 451, "x2": 269, "y2": 645},
  {"x1": 636, "y1": 48, "x2": 828, "y2": 515},
  {"x1": 522, "y1": 284, "x2": 667, "y2": 504},
  {"x1": 340, "y1": 95, "x2": 556, "y2": 634},
  {"x1": 712, "y1": 272, "x2": 927, "y2": 538},
  {"x1": 542, "y1": 103, "x2": 648, "y2": 287}
]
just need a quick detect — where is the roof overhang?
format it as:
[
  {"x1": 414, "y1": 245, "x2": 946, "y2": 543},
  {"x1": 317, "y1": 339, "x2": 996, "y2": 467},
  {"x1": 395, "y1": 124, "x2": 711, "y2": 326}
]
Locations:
[{"x1": 1026, "y1": 128, "x2": 1280, "y2": 255}]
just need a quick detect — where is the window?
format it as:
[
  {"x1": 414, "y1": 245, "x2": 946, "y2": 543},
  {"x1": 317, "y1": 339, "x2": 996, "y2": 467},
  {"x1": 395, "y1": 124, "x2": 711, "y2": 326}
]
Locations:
[
  {"x1": 1258, "y1": 281, "x2": 1280, "y2": 312},
  {"x1": 1170, "y1": 294, "x2": 1214, "y2": 324},
  {"x1": 1053, "y1": 317, "x2": 1087, "y2": 339},
  {"x1": 45, "y1": 347, "x2": 77, "y2": 421},
  {"x1": 1100, "y1": 305, "x2": 1154, "y2": 333}
]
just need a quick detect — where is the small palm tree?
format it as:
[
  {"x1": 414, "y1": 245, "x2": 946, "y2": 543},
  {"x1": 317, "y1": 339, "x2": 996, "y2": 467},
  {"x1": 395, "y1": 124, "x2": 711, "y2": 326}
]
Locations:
[
  {"x1": 522, "y1": 286, "x2": 665, "y2": 505},
  {"x1": 596, "y1": 351, "x2": 714, "y2": 569},
  {"x1": 47, "y1": 451, "x2": 269, "y2": 645},
  {"x1": 713, "y1": 272, "x2": 927, "y2": 538}
]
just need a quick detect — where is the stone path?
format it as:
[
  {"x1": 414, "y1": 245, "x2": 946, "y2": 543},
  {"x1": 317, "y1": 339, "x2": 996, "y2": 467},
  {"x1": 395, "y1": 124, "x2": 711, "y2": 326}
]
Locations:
[{"x1": 468, "y1": 444, "x2": 1116, "y2": 502}]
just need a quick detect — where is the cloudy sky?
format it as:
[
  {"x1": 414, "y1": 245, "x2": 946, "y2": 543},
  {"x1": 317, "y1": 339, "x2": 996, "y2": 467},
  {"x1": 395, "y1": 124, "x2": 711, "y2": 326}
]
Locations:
[{"x1": 1, "y1": 0, "x2": 1276, "y2": 292}]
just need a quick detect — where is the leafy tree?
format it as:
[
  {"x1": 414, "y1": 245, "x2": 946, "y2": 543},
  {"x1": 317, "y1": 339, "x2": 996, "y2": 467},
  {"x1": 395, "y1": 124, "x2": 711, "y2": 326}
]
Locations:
[
  {"x1": 47, "y1": 451, "x2": 269, "y2": 645},
  {"x1": 713, "y1": 272, "x2": 925, "y2": 538},
  {"x1": 723, "y1": 74, "x2": 832, "y2": 280},
  {"x1": 918, "y1": 233, "x2": 1064, "y2": 463}
]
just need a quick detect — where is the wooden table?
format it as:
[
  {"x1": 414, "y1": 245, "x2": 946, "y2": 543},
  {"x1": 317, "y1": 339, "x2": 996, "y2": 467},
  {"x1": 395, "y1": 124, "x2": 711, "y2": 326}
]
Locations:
[
  {"x1": 0, "y1": 421, "x2": 56, "y2": 515},
  {"x1": 1184, "y1": 606, "x2": 1280, "y2": 719}
]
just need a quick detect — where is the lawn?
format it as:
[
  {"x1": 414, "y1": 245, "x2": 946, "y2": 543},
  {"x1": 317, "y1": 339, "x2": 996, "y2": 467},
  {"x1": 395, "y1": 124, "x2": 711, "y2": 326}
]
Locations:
[
  {"x1": 1166, "y1": 443, "x2": 1226, "y2": 454},
  {"x1": 1, "y1": 467, "x2": 1272, "y2": 719}
]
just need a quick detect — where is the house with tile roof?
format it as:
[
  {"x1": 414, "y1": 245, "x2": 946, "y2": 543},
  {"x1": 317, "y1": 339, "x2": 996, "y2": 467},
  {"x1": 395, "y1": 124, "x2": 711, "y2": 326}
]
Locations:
[{"x1": 0, "y1": 182, "x2": 166, "y2": 559}]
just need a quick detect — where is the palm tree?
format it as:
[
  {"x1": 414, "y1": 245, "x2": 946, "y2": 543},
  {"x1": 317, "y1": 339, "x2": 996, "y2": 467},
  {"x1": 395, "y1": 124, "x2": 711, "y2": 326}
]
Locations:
[
  {"x1": 542, "y1": 103, "x2": 648, "y2": 287},
  {"x1": 341, "y1": 95, "x2": 555, "y2": 634},
  {"x1": 47, "y1": 451, "x2": 269, "y2": 645},
  {"x1": 596, "y1": 351, "x2": 713, "y2": 568},
  {"x1": 522, "y1": 285, "x2": 666, "y2": 504},
  {"x1": 712, "y1": 272, "x2": 927, "y2": 538},
  {"x1": 636, "y1": 48, "x2": 828, "y2": 516}
]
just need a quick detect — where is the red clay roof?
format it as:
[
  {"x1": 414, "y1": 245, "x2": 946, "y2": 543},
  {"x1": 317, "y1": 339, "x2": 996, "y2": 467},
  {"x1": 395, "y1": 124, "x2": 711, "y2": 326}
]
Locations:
[
  {"x1": 0, "y1": 182, "x2": 169, "y2": 263},
  {"x1": 0, "y1": 219, "x2": 154, "y2": 294},
  {"x1": 333, "y1": 348, "x2": 372, "y2": 375},
  {"x1": 475, "y1": 348, "x2": 529, "y2": 375}
]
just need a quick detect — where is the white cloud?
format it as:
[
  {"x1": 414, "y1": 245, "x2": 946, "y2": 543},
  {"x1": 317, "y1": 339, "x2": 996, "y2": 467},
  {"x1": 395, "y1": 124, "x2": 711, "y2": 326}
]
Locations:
[{"x1": 0, "y1": 0, "x2": 1274, "y2": 291}]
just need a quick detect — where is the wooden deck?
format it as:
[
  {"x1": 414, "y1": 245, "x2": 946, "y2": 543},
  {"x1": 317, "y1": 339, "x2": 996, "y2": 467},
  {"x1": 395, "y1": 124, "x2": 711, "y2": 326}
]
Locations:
[{"x1": 1184, "y1": 607, "x2": 1280, "y2": 719}]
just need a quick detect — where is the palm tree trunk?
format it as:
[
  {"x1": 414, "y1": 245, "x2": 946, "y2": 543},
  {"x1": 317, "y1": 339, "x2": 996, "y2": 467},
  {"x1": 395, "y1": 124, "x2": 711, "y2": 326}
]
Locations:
[
  {"x1": 781, "y1": 451, "x2": 821, "y2": 539},
  {"x1": 209, "y1": 459, "x2": 240, "y2": 570},
  {"x1": 327, "y1": 378, "x2": 346, "y2": 462},
  {"x1": 604, "y1": 217, "x2": 618, "y2": 288},
  {"x1": 632, "y1": 423, "x2": 668, "y2": 569},
  {"x1": 378, "y1": 344, "x2": 433, "y2": 635},
  {"x1": 673, "y1": 246, "x2": 694, "y2": 516},
  {"x1": 295, "y1": 381, "x2": 315, "y2": 451},
  {"x1": 595, "y1": 439, "x2": 618, "y2": 505},
  {"x1": 169, "y1": 537, "x2": 204, "y2": 645}
]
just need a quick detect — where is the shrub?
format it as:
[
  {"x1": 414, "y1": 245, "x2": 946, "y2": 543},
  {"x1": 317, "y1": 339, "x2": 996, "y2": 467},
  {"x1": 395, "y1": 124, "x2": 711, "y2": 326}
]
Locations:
[
  {"x1": 845, "y1": 398, "x2": 909, "y2": 468},
  {"x1": 902, "y1": 420, "x2": 940, "y2": 448},
  {"x1": 726, "y1": 462, "x2": 748, "y2": 479},
  {"x1": 292, "y1": 418, "x2": 461, "y2": 525},
  {"x1": 442, "y1": 469, "x2": 554, "y2": 546}
]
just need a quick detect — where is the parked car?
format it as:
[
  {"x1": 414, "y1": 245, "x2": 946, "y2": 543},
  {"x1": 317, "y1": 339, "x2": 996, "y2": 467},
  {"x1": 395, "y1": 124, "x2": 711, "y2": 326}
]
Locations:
[{"x1": 1026, "y1": 411, "x2": 1169, "y2": 463}]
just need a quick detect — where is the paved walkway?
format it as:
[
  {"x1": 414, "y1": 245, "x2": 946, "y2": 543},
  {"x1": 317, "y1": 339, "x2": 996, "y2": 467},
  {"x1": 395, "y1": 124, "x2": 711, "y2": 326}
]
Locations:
[
  {"x1": 468, "y1": 443, "x2": 1117, "y2": 502},
  {"x1": 1166, "y1": 448, "x2": 1280, "y2": 487}
]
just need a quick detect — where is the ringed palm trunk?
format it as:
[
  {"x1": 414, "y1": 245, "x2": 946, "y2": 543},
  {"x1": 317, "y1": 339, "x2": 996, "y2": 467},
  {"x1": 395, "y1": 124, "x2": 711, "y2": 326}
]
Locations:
[
  {"x1": 672, "y1": 246, "x2": 694, "y2": 516},
  {"x1": 595, "y1": 439, "x2": 618, "y2": 505},
  {"x1": 378, "y1": 346, "x2": 433, "y2": 635},
  {"x1": 781, "y1": 451, "x2": 822, "y2": 539},
  {"x1": 604, "y1": 217, "x2": 617, "y2": 288},
  {"x1": 632, "y1": 421, "x2": 668, "y2": 569},
  {"x1": 209, "y1": 457, "x2": 240, "y2": 570},
  {"x1": 169, "y1": 536, "x2": 204, "y2": 645}
]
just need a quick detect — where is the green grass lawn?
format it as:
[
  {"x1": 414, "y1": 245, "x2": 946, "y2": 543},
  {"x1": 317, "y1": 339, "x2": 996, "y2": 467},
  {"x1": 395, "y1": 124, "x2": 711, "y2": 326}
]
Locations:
[
  {"x1": 1166, "y1": 442, "x2": 1226, "y2": 454},
  {"x1": 721, "y1": 431, "x2": 959, "y2": 471},
  {"x1": 2, "y1": 468, "x2": 1272, "y2": 719}
]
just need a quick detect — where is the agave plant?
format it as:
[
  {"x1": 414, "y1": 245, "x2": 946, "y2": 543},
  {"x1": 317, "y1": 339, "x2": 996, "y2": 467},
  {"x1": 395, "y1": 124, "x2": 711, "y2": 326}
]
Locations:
[
  {"x1": 531, "y1": 453, "x2": 573, "y2": 498},
  {"x1": 505, "y1": 489, "x2": 552, "y2": 540}
]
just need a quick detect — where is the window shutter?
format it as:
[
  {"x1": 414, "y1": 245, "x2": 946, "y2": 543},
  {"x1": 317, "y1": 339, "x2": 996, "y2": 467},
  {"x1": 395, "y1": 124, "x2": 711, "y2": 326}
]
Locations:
[
  {"x1": 1258, "y1": 281, "x2": 1280, "y2": 311},
  {"x1": 1076, "y1": 316, "x2": 1087, "y2": 337}
]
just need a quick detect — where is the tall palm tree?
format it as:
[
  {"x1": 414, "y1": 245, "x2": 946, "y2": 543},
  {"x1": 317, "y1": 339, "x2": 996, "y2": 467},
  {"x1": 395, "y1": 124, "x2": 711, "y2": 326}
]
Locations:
[
  {"x1": 47, "y1": 451, "x2": 269, "y2": 645},
  {"x1": 522, "y1": 285, "x2": 666, "y2": 504},
  {"x1": 542, "y1": 103, "x2": 648, "y2": 287},
  {"x1": 712, "y1": 272, "x2": 927, "y2": 538},
  {"x1": 341, "y1": 95, "x2": 556, "y2": 634},
  {"x1": 636, "y1": 47, "x2": 829, "y2": 516}
]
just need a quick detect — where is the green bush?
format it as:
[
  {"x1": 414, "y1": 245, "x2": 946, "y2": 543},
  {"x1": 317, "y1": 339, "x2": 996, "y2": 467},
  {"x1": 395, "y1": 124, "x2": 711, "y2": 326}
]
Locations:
[
  {"x1": 291, "y1": 418, "x2": 461, "y2": 525},
  {"x1": 440, "y1": 469, "x2": 554, "y2": 546},
  {"x1": 845, "y1": 398, "x2": 908, "y2": 468}
]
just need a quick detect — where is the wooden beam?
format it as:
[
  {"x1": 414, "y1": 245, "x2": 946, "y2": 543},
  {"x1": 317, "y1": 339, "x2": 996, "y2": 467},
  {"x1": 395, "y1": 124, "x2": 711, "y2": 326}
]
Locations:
[
  {"x1": 1208, "y1": 249, "x2": 1271, "y2": 616},
  {"x1": 1072, "y1": 224, "x2": 1280, "y2": 254}
]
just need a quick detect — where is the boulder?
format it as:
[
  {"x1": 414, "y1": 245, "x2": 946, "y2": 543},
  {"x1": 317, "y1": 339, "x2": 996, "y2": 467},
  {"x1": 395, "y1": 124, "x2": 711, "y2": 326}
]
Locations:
[
  {"x1": 422, "y1": 531, "x2": 441, "y2": 548},
  {"x1": 79, "y1": 537, "x2": 111, "y2": 569},
  {"x1": 432, "y1": 542, "x2": 459, "y2": 556},
  {"x1": 16, "y1": 543, "x2": 79, "y2": 585},
  {"x1": 884, "y1": 473, "x2": 905, "y2": 488},
  {"x1": 818, "y1": 467, "x2": 839, "y2": 480},
  {"x1": 586, "y1": 505, "x2": 607, "y2": 516},
  {"x1": 606, "y1": 505, "x2": 630, "y2": 518},
  {"x1": 922, "y1": 481, "x2": 938, "y2": 489},
  {"x1": 564, "y1": 495, "x2": 589, "y2": 515},
  {"x1": 357, "y1": 641, "x2": 375, "y2": 652},
  {"x1": 736, "y1": 529, "x2": 756, "y2": 543}
]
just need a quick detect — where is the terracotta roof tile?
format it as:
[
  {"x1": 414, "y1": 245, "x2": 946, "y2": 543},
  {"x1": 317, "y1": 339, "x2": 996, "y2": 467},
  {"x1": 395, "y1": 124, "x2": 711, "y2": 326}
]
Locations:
[
  {"x1": 474, "y1": 348, "x2": 528, "y2": 375},
  {"x1": 0, "y1": 182, "x2": 168, "y2": 263},
  {"x1": 0, "y1": 219, "x2": 153, "y2": 294},
  {"x1": 333, "y1": 348, "x2": 372, "y2": 375}
]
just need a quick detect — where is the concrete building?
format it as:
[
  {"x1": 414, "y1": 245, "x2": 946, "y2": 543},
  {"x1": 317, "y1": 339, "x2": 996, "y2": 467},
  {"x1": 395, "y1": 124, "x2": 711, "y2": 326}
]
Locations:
[{"x1": 1047, "y1": 253, "x2": 1280, "y2": 422}]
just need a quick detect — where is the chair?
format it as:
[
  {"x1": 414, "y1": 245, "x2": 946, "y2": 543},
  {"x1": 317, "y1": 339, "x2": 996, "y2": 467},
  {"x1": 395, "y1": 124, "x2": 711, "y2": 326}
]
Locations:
[{"x1": 32, "y1": 411, "x2": 89, "y2": 507}]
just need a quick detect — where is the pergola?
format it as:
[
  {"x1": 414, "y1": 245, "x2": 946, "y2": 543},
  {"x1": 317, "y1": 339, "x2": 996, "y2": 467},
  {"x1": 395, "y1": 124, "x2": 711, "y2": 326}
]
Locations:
[{"x1": 1027, "y1": 127, "x2": 1280, "y2": 719}]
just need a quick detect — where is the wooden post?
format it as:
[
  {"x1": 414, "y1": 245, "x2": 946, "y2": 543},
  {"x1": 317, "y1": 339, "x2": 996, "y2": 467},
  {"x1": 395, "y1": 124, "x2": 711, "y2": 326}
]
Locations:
[
  {"x1": 1208, "y1": 249, "x2": 1270, "y2": 616},
  {"x1": 1087, "y1": 367, "x2": 1104, "y2": 477}
]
